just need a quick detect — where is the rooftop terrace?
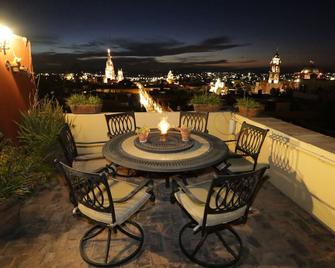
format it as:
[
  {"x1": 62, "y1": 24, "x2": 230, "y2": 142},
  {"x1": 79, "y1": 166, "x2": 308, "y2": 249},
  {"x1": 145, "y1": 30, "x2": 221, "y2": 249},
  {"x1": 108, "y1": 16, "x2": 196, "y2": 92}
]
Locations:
[{"x1": 1, "y1": 111, "x2": 335, "y2": 267}]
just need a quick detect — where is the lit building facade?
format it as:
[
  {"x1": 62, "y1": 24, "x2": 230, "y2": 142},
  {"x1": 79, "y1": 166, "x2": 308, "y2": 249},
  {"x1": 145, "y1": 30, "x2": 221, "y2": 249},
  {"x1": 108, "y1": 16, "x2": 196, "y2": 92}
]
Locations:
[
  {"x1": 103, "y1": 48, "x2": 116, "y2": 83},
  {"x1": 166, "y1": 70, "x2": 174, "y2": 84},
  {"x1": 268, "y1": 51, "x2": 281, "y2": 84},
  {"x1": 117, "y1": 69, "x2": 124, "y2": 82}
]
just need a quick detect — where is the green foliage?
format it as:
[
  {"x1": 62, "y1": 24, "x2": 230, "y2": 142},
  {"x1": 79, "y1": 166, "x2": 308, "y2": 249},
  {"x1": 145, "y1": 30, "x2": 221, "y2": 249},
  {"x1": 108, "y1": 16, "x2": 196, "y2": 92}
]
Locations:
[
  {"x1": 66, "y1": 94, "x2": 102, "y2": 106},
  {"x1": 135, "y1": 126, "x2": 150, "y2": 135},
  {"x1": 190, "y1": 94, "x2": 221, "y2": 105},
  {"x1": 236, "y1": 98, "x2": 261, "y2": 109},
  {"x1": 0, "y1": 138, "x2": 48, "y2": 201},
  {"x1": 17, "y1": 98, "x2": 66, "y2": 162}
]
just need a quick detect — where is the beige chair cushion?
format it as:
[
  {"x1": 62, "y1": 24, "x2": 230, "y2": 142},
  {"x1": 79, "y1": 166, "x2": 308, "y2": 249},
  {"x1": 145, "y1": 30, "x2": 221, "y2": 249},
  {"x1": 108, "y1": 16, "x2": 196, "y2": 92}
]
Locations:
[
  {"x1": 73, "y1": 158, "x2": 109, "y2": 173},
  {"x1": 175, "y1": 181, "x2": 247, "y2": 226},
  {"x1": 78, "y1": 179, "x2": 150, "y2": 226},
  {"x1": 228, "y1": 158, "x2": 268, "y2": 173}
]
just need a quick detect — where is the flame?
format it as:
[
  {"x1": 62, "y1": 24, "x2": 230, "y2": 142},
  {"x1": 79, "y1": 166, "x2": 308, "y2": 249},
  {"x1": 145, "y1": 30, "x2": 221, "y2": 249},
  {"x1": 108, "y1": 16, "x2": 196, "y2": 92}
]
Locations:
[{"x1": 158, "y1": 117, "x2": 170, "y2": 135}]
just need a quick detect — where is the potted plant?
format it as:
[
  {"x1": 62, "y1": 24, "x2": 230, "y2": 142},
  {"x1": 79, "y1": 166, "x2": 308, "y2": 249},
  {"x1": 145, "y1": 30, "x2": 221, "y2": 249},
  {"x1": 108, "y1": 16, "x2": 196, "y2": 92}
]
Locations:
[
  {"x1": 66, "y1": 94, "x2": 102, "y2": 114},
  {"x1": 136, "y1": 126, "x2": 150, "y2": 143},
  {"x1": 190, "y1": 94, "x2": 221, "y2": 112},
  {"x1": 177, "y1": 125, "x2": 191, "y2": 141},
  {"x1": 236, "y1": 98, "x2": 263, "y2": 117}
]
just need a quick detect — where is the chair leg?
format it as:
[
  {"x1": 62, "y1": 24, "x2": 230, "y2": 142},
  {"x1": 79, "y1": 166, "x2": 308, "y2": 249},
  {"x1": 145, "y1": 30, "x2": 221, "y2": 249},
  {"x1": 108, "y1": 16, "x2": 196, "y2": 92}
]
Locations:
[
  {"x1": 79, "y1": 220, "x2": 144, "y2": 267},
  {"x1": 179, "y1": 221, "x2": 243, "y2": 267},
  {"x1": 165, "y1": 177, "x2": 170, "y2": 188}
]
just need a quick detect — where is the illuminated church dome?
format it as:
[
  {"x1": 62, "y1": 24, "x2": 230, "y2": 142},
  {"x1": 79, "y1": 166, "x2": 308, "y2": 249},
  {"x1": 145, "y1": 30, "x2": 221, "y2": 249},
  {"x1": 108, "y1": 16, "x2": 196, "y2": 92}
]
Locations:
[{"x1": 300, "y1": 63, "x2": 322, "y2": 80}]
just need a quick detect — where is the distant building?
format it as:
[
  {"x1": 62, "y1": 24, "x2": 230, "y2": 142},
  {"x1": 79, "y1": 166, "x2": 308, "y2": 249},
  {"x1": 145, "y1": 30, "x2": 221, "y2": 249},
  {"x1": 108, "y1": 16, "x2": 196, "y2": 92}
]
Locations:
[
  {"x1": 254, "y1": 51, "x2": 291, "y2": 94},
  {"x1": 166, "y1": 70, "x2": 174, "y2": 84},
  {"x1": 296, "y1": 61, "x2": 324, "y2": 81},
  {"x1": 209, "y1": 78, "x2": 225, "y2": 94},
  {"x1": 268, "y1": 51, "x2": 281, "y2": 84},
  {"x1": 103, "y1": 49, "x2": 116, "y2": 83},
  {"x1": 117, "y1": 69, "x2": 124, "y2": 82}
]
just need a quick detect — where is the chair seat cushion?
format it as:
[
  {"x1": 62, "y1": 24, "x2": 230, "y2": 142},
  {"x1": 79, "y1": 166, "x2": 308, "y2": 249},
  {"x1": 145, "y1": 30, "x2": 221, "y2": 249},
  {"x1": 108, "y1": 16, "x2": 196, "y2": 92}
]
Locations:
[
  {"x1": 227, "y1": 158, "x2": 268, "y2": 173},
  {"x1": 73, "y1": 158, "x2": 109, "y2": 173},
  {"x1": 175, "y1": 181, "x2": 247, "y2": 226},
  {"x1": 227, "y1": 157, "x2": 255, "y2": 173},
  {"x1": 78, "y1": 179, "x2": 150, "y2": 226}
]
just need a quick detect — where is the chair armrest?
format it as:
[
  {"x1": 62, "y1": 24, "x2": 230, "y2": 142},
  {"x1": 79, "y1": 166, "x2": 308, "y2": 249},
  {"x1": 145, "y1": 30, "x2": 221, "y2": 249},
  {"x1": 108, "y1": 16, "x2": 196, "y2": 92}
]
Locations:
[
  {"x1": 223, "y1": 139, "x2": 237, "y2": 143},
  {"x1": 75, "y1": 153, "x2": 105, "y2": 161},
  {"x1": 215, "y1": 161, "x2": 231, "y2": 172},
  {"x1": 171, "y1": 176, "x2": 206, "y2": 205},
  {"x1": 113, "y1": 178, "x2": 153, "y2": 203}
]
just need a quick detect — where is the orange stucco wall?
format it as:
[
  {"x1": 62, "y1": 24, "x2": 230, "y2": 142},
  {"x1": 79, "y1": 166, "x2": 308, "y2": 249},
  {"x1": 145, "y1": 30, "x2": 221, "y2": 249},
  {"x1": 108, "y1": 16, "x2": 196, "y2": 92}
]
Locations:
[{"x1": 0, "y1": 34, "x2": 36, "y2": 143}]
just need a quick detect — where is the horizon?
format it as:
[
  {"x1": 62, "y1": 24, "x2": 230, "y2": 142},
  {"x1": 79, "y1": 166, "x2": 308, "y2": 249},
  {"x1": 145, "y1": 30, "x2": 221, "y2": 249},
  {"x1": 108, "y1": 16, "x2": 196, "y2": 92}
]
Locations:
[{"x1": 1, "y1": 0, "x2": 335, "y2": 73}]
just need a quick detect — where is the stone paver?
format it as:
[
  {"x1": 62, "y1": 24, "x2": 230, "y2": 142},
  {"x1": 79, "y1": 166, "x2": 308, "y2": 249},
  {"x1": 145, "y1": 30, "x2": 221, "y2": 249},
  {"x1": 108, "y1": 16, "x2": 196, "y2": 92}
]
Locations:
[{"x1": 0, "y1": 173, "x2": 335, "y2": 267}]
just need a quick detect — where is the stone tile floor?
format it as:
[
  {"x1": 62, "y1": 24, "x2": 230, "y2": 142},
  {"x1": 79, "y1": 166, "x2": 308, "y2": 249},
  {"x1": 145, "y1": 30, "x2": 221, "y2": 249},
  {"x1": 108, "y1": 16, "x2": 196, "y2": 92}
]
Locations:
[{"x1": 1, "y1": 172, "x2": 335, "y2": 268}]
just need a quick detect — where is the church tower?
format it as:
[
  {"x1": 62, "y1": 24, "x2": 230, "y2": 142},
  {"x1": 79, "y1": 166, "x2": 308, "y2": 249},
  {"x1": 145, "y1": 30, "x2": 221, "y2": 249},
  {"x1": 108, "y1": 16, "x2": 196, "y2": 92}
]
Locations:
[
  {"x1": 268, "y1": 51, "x2": 281, "y2": 84},
  {"x1": 104, "y1": 48, "x2": 116, "y2": 83}
]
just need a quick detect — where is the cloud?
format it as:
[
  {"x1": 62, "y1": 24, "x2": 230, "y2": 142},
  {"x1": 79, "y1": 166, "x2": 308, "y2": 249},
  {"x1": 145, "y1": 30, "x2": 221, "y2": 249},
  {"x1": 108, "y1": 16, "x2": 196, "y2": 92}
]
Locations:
[
  {"x1": 112, "y1": 36, "x2": 248, "y2": 57},
  {"x1": 32, "y1": 35, "x2": 253, "y2": 72},
  {"x1": 29, "y1": 34, "x2": 60, "y2": 45}
]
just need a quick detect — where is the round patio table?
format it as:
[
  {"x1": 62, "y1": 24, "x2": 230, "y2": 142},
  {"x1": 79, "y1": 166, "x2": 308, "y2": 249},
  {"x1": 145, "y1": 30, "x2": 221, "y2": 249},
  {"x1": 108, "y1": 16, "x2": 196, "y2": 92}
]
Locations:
[{"x1": 103, "y1": 129, "x2": 228, "y2": 173}]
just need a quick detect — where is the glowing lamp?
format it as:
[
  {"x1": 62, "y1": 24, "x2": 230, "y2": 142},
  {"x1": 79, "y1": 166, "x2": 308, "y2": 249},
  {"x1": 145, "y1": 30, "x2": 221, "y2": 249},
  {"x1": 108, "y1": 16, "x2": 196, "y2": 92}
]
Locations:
[{"x1": 0, "y1": 25, "x2": 13, "y2": 54}]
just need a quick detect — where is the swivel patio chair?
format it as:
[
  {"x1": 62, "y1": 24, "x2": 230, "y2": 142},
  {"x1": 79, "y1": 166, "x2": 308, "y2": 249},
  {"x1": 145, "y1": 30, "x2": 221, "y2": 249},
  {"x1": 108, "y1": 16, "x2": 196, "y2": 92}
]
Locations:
[
  {"x1": 179, "y1": 111, "x2": 209, "y2": 133},
  {"x1": 55, "y1": 160, "x2": 154, "y2": 267},
  {"x1": 105, "y1": 111, "x2": 137, "y2": 139},
  {"x1": 57, "y1": 123, "x2": 112, "y2": 173},
  {"x1": 216, "y1": 121, "x2": 269, "y2": 173},
  {"x1": 171, "y1": 166, "x2": 269, "y2": 267}
]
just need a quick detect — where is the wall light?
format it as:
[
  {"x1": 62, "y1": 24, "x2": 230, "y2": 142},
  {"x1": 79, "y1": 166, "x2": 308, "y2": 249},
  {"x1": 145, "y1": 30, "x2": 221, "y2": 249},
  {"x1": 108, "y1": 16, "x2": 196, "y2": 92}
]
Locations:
[{"x1": 0, "y1": 25, "x2": 13, "y2": 54}]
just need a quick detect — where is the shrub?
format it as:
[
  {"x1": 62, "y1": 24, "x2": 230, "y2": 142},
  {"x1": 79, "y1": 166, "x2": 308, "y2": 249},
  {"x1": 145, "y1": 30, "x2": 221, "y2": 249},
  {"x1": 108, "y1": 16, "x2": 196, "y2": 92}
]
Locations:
[
  {"x1": 236, "y1": 98, "x2": 261, "y2": 109},
  {"x1": 66, "y1": 94, "x2": 102, "y2": 106},
  {"x1": 190, "y1": 94, "x2": 221, "y2": 105},
  {"x1": 0, "y1": 137, "x2": 48, "y2": 201},
  {"x1": 17, "y1": 98, "x2": 66, "y2": 162}
]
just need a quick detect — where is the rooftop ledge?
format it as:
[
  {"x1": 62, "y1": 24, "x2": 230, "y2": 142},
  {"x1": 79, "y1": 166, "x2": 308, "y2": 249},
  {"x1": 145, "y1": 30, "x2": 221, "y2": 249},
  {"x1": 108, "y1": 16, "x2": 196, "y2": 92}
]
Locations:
[{"x1": 66, "y1": 112, "x2": 335, "y2": 233}]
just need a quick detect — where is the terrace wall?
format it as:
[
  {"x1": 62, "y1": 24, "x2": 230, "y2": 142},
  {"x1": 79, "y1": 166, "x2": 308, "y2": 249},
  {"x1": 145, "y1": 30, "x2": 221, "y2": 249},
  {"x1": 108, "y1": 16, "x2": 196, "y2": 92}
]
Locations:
[
  {"x1": 66, "y1": 112, "x2": 335, "y2": 232},
  {"x1": 0, "y1": 34, "x2": 35, "y2": 142}
]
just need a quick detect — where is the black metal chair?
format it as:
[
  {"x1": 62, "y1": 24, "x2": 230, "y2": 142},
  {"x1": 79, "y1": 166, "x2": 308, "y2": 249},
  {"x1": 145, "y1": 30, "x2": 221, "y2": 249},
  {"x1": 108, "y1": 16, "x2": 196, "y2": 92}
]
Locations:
[
  {"x1": 105, "y1": 112, "x2": 138, "y2": 176},
  {"x1": 105, "y1": 111, "x2": 137, "y2": 139},
  {"x1": 171, "y1": 166, "x2": 269, "y2": 267},
  {"x1": 179, "y1": 111, "x2": 209, "y2": 133},
  {"x1": 216, "y1": 121, "x2": 269, "y2": 173},
  {"x1": 55, "y1": 160, "x2": 154, "y2": 267},
  {"x1": 57, "y1": 123, "x2": 111, "y2": 173}
]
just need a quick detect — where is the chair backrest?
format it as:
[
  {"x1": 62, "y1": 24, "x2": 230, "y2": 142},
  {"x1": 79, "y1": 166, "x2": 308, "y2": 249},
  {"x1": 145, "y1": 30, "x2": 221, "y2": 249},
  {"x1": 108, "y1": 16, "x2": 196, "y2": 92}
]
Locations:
[
  {"x1": 235, "y1": 121, "x2": 269, "y2": 167},
  {"x1": 55, "y1": 160, "x2": 116, "y2": 223},
  {"x1": 179, "y1": 111, "x2": 209, "y2": 133},
  {"x1": 58, "y1": 123, "x2": 78, "y2": 165},
  {"x1": 202, "y1": 167, "x2": 268, "y2": 228},
  {"x1": 105, "y1": 112, "x2": 136, "y2": 139}
]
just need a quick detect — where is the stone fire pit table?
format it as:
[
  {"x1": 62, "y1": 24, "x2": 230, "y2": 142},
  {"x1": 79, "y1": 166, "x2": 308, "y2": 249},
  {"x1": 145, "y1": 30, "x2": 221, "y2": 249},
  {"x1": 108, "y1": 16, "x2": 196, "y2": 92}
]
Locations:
[{"x1": 103, "y1": 129, "x2": 228, "y2": 173}]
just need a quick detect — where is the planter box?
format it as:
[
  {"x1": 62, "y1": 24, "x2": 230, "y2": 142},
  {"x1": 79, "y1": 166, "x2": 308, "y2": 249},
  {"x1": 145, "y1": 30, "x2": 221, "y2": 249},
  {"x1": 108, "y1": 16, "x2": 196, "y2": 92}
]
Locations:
[
  {"x1": 69, "y1": 104, "x2": 102, "y2": 114},
  {"x1": 0, "y1": 198, "x2": 21, "y2": 237},
  {"x1": 238, "y1": 106, "x2": 263, "y2": 117},
  {"x1": 193, "y1": 104, "x2": 221, "y2": 112}
]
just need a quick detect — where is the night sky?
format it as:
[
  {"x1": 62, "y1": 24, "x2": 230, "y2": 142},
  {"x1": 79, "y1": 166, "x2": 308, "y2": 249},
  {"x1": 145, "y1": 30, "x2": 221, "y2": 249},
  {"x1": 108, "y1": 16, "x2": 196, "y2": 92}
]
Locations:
[{"x1": 1, "y1": 0, "x2": 334, "y2": 73}]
